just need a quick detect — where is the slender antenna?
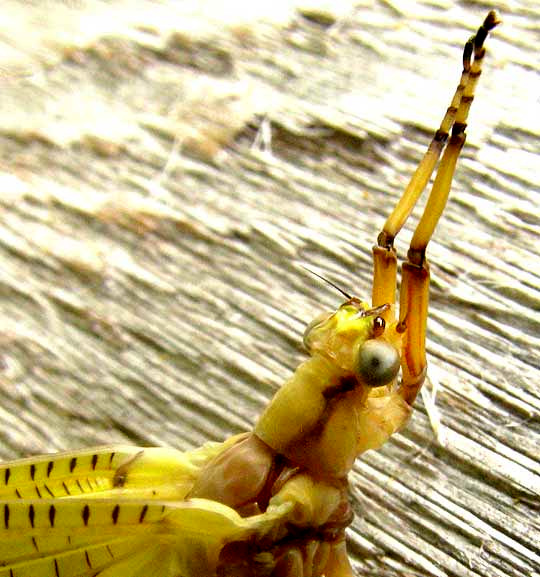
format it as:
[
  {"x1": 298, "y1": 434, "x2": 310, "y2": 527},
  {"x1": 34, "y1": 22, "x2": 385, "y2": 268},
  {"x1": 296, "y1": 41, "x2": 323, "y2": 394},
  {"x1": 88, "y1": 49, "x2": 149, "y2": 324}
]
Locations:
[{"x1": 301, "y1": 265, "x2": 353, "y2": 300}]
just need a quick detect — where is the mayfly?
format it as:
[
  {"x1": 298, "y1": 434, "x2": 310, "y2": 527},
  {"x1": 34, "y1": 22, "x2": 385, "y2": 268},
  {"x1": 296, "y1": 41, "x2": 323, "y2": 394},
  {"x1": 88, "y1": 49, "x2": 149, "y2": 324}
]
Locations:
[{"x1": 0, "y1": 12, "x2": 499, "y2": 577}]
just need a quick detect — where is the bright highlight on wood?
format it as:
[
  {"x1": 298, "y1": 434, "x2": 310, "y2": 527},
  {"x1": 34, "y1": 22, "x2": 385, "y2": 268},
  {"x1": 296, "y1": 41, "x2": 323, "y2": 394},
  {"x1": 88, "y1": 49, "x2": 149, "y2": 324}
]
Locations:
[{"x1": 0, "y1": 11, "x2": 499, "y2": 577}]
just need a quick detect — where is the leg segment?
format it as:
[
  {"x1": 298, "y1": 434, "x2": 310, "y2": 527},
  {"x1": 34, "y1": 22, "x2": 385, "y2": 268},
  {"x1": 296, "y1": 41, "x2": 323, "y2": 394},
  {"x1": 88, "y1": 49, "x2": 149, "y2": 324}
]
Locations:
[
  {"x1": 371, "y1": 24, "x2": 474, "y2": 318},
  {"x1": 372, "y1": 11, "x2": 500, "y2": 403}
]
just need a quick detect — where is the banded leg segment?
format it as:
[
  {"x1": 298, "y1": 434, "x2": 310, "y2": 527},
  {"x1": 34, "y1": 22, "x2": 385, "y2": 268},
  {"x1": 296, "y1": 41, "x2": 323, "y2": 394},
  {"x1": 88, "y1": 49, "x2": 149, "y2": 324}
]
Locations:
[
  {"x1": 400, "y1": 11, "x2": 500, "y2": 403},
  {"x1": 372, "y1": 11, "x2": 500, "y2": 404},
  {"x1": 371, "y1": 20, "x2": 475, "y2": 318},
  {"x1": 408, "y1": 10, "x2": 500, "y2": 263},
  {"x1": 377, "y1": 53, "x2": 471, "y2": 251}
]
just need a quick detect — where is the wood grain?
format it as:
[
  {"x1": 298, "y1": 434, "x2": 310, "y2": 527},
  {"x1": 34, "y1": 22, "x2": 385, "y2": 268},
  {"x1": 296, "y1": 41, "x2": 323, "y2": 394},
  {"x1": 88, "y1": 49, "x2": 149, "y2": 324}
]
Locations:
[{"x1": 0, "y1": 1, "x2": 538, "y2": 576}]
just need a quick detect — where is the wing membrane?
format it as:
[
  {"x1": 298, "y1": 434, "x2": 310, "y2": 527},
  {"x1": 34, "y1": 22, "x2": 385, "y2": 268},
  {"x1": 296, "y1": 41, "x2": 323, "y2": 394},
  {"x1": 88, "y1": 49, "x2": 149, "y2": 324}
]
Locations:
[
  {"x1": 0, "y1": 535, "x2": 167, "y2": 577},
  {"x1": 0, "y1": 497, "x2": 275, "y2": 577},
  {"x1": 0, "y1": 440, "x2": 231, "y2": 501},
  {"x1": 0, "y1": 446, "x2": 142, "y2": 500},
  {"x1": 0, "y1": 439, "x2": 283, "y2": 577},
  {"x1": 0, "y1": 495, "x2": 294, "y2": 577}
]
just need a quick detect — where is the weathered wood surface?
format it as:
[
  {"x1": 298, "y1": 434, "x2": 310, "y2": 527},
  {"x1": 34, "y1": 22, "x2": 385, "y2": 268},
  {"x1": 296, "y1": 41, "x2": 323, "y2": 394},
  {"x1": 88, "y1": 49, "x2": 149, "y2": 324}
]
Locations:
[{"x1": 0, "y1": 1, "x2": 538, "y2": 576}]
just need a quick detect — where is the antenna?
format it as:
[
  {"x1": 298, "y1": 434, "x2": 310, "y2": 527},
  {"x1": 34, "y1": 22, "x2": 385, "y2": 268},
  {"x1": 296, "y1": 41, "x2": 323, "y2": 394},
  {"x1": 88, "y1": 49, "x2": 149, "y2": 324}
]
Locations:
[{"x1": 301, "y1": 265, "x2": 353, "y2": 301}]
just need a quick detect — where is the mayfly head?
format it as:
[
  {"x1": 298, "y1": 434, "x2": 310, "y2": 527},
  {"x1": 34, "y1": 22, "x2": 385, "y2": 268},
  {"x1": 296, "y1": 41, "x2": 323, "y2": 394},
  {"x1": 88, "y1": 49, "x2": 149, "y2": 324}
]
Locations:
[
  {"x1": 256, "y1": 298, "x2": 410, "y2": 477},
  {"x1": 303, "y1": 301, "x2": 400, "y2": 389}
]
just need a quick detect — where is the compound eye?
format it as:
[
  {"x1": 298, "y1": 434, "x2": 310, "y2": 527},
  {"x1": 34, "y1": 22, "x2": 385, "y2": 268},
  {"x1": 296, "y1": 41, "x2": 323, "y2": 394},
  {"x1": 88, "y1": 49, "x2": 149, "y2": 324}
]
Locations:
[{"x1": 356, "y1": 339, "x2": 400, "y2": 387}]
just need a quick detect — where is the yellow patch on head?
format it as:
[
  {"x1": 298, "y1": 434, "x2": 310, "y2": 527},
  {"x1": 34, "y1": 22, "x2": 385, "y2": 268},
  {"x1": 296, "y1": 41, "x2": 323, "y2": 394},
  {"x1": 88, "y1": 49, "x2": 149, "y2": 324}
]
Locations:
[{"x1": 304, "y1": 302, "x2": 379, "y2": 372}]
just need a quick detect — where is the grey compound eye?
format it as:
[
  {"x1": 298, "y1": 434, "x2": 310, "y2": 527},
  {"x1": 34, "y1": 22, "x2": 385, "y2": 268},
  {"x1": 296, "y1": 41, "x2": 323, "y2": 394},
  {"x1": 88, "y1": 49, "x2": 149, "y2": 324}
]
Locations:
[{"x1": 356, "y1": 339, "x2": 400, "y2": 387}]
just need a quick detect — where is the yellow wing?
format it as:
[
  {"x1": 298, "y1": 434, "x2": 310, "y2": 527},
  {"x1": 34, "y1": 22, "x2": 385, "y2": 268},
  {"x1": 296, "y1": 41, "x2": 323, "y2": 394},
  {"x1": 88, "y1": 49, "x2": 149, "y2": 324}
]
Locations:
[
  {"x1": 0, "y1": 496, "x2": 282, "y2": 577},
  {"x1": 0, "y1": 441, "x2": 238, "y2": 501},
  {"x1": 0, "y1": 438, "x2": 291, "y2": 577}
]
